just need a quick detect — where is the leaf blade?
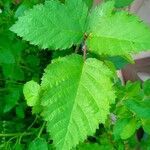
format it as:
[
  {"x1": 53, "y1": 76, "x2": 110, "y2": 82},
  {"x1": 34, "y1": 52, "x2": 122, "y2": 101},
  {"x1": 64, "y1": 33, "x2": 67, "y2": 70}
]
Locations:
[
  {"x1": 40, "y1": 54, "x2": 115, "y2": 150},
  {"x1": 86, "y1": 1, "x2": 150, "y2": 56},
  {"x1": 10, "y1": 0, "x2": 88, "y2": 50}
]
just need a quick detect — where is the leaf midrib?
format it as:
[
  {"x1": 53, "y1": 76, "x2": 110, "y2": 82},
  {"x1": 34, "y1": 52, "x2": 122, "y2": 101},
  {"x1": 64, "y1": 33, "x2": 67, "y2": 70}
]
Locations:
[{"x1": 61, "y1": 59, "x2": 85, "y2": 150}]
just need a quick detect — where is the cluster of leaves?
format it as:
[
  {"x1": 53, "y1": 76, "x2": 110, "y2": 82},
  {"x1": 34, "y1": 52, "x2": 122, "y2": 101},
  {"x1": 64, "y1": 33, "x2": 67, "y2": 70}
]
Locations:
[{"x1": 0, "y1": 0, "x2": 150, "y2": 149}]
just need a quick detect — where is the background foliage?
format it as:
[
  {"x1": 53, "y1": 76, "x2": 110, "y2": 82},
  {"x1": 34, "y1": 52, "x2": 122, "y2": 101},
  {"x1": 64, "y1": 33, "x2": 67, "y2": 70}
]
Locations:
[{"x1": 0, "y1": 0, "x2": 150, "y2": 149}]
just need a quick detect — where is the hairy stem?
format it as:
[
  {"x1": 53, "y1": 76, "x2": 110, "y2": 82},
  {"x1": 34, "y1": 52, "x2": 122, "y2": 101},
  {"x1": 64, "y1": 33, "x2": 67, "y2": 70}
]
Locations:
[{"x1": 83, "y1": 33, "x2": 88, "y2": 61}]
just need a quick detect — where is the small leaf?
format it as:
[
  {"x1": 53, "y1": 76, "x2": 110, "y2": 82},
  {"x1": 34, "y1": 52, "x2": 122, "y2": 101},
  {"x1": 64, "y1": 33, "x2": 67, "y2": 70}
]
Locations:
[
  {"x1": 125, "y1": 81, "x2": 141, "y2": 98},
  {"x1": 4, "y1": 87, "x2": 21, "y2": 113},
  {"x1": 15, "y1": 4, "x2": 29, "y2": 18},
  {"x1": 115, "y1": 0, "x2": 134, "y2": 8},
  {"x1": 23, "y1": 80, "x2": 41, "y2": 114},
  {"x1": 120, "y1": 119, "x2": 137, "y2": 139},
  {"x1": 125, "y1": 99, "x2": 150, "y2": 119},
  {"x1": 23, "y1": 80, "x2": 40, "y2": 106},
  {"x1": 113, "y1": 118, "x2": 137, "y2": 140},
  {"x1": 28, "y1": 138, "x2": 48, "y2": 150}
]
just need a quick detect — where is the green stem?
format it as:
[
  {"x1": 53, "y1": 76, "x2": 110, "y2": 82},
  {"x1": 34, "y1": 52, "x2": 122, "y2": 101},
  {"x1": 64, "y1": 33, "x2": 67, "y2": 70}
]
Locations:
[
  {"x1": 37, "y1": 122, "x2": 46, "y2": 138},
  {"x1": 18, "y1": 115, "x2": 38, "y2": 144},
  {"x1": 27, "y1": 115, "x2": 38, "y2": 130},
  {"x1": 20, "y1": 65, "x2": 34, "y2": 72},
  {"x1": 0, "y1": 132, "x2": 32, "y2": 137}
]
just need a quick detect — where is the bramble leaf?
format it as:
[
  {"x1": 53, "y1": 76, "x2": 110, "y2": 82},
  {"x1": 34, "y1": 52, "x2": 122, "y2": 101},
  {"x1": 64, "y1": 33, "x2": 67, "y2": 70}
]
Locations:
[
  {"x1": 23, "y1": 80, "x2": 41, "y2": 114},
  {"x1": 86, "y1": 1, "x2": 150, "y2": 56},
  {"x1": 10, "y1": 0, "x2": 88, "y2": 50},
  {"x1": 40, "y1": 54, "x2": 115, "y2": 150}
]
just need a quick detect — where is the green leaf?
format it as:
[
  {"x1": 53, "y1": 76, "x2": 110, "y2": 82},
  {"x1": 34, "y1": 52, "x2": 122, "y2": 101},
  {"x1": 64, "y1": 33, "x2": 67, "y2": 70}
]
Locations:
[
  {"x1": 143, "y1": 80, "x2": 150, "y2": 96},
  {"x1": 2, "y1": 64, "x2": 25, "y2": 81},
  {"x1": 76, "y1": 143, "x2": 103, "y2": 150},
  {"x1": 107, "y1": 56, "x2": 130, "y2": 70},
  {"x1": 83, "y1": 0, "x2": 93, "y2": 9},
  {"x1": 40, "y1": 54, "x2": 115, "y2": 150},
  {"x1": 16, "y1": 104, "x2": 25, "y2": 119},
  {"x1": 15, "y1": 144, "x2": 24, "y2": 150},
  {"x1": 3, "y1": 87, "x2": 21, "y2": 113},
  {"x1": 28, "y1": 138, "x2": 48, "y2": 150},
  {"x1": 0, "y1": 49, "x2": 15, "y2": 64},
  {"x1": 125, "y1": 81, "x2": 141, "y2": 98},
  {"x1": 86, "y1": 1, "x2": 150, "y2": 56},
  {"x1": 115, "y1": 0, "x2": 134, "y2": 8},
  {"x1": 10, "y1": 0, "x2": 88, "y2": 50},
  {"x1": 142, "y1": 119, "x2": 150, "y2": 134},
  {"x1": 120, "y1": 119, "x2": 137, "y2": 139},
  {"x1": 125, "y1": 99, "x2": 150, "y2": 119},
  {"x1": 24, "y1": 80, "x2": 40, "y2": 106},
  {"x1": 15, "y1": 4, "x2": 29, "y2": 18},
  {"x1": 113, "y1": 118, "x2": 137, "y2": 140},
  {"x1": 23, "y1": 80, "x2": 41, "y2": 114}
]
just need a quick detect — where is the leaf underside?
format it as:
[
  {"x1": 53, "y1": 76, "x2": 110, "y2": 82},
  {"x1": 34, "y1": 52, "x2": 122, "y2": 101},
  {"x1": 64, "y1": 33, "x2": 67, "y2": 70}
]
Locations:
[
  {"x1": 40, "y1": 54, "x2": 115, "y2": 150},
  {"x1": 115, "y1": 0, "x2": 134, "y2": 8},
  {"x1": 10, "y1": 0, "x2": 88, "y2": 50}
]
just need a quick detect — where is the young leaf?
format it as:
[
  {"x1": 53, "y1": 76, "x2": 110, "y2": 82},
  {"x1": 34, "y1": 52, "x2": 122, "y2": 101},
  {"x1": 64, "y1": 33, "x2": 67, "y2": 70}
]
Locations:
[
  {"x1": 113, "y1": 118, "x2": 137, "y2": 140},
  {"x1": 120, "y1": 119, "x2": 137, "y2": 139},
  {"x1": 40, "y1": 54, "x2": 115, "y2": 150},
  {"x1": 115, "y1": 0, "x2": 134, "y2": 8},
  {"x1": 3, "y1": 87, "x2": 21, "y2": 113},
  {"x1": 142, "y1": 119, "x2": 150, "y2": 134},
  {"x1": 86, "y1": 1, "x2": 150, "y2": 56},
  {"x1": 10, "y1": 0, "x2": 88, "y2": 50},
  {"x1": 124, "y1": 99, "x2": 150, "y2": 119},
  {"x1": 28, "y1": 138, "x2": 48, "y2": 150},
  {"x1": 23, "y1": 80, "x2": 41, "y2": 114}
]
